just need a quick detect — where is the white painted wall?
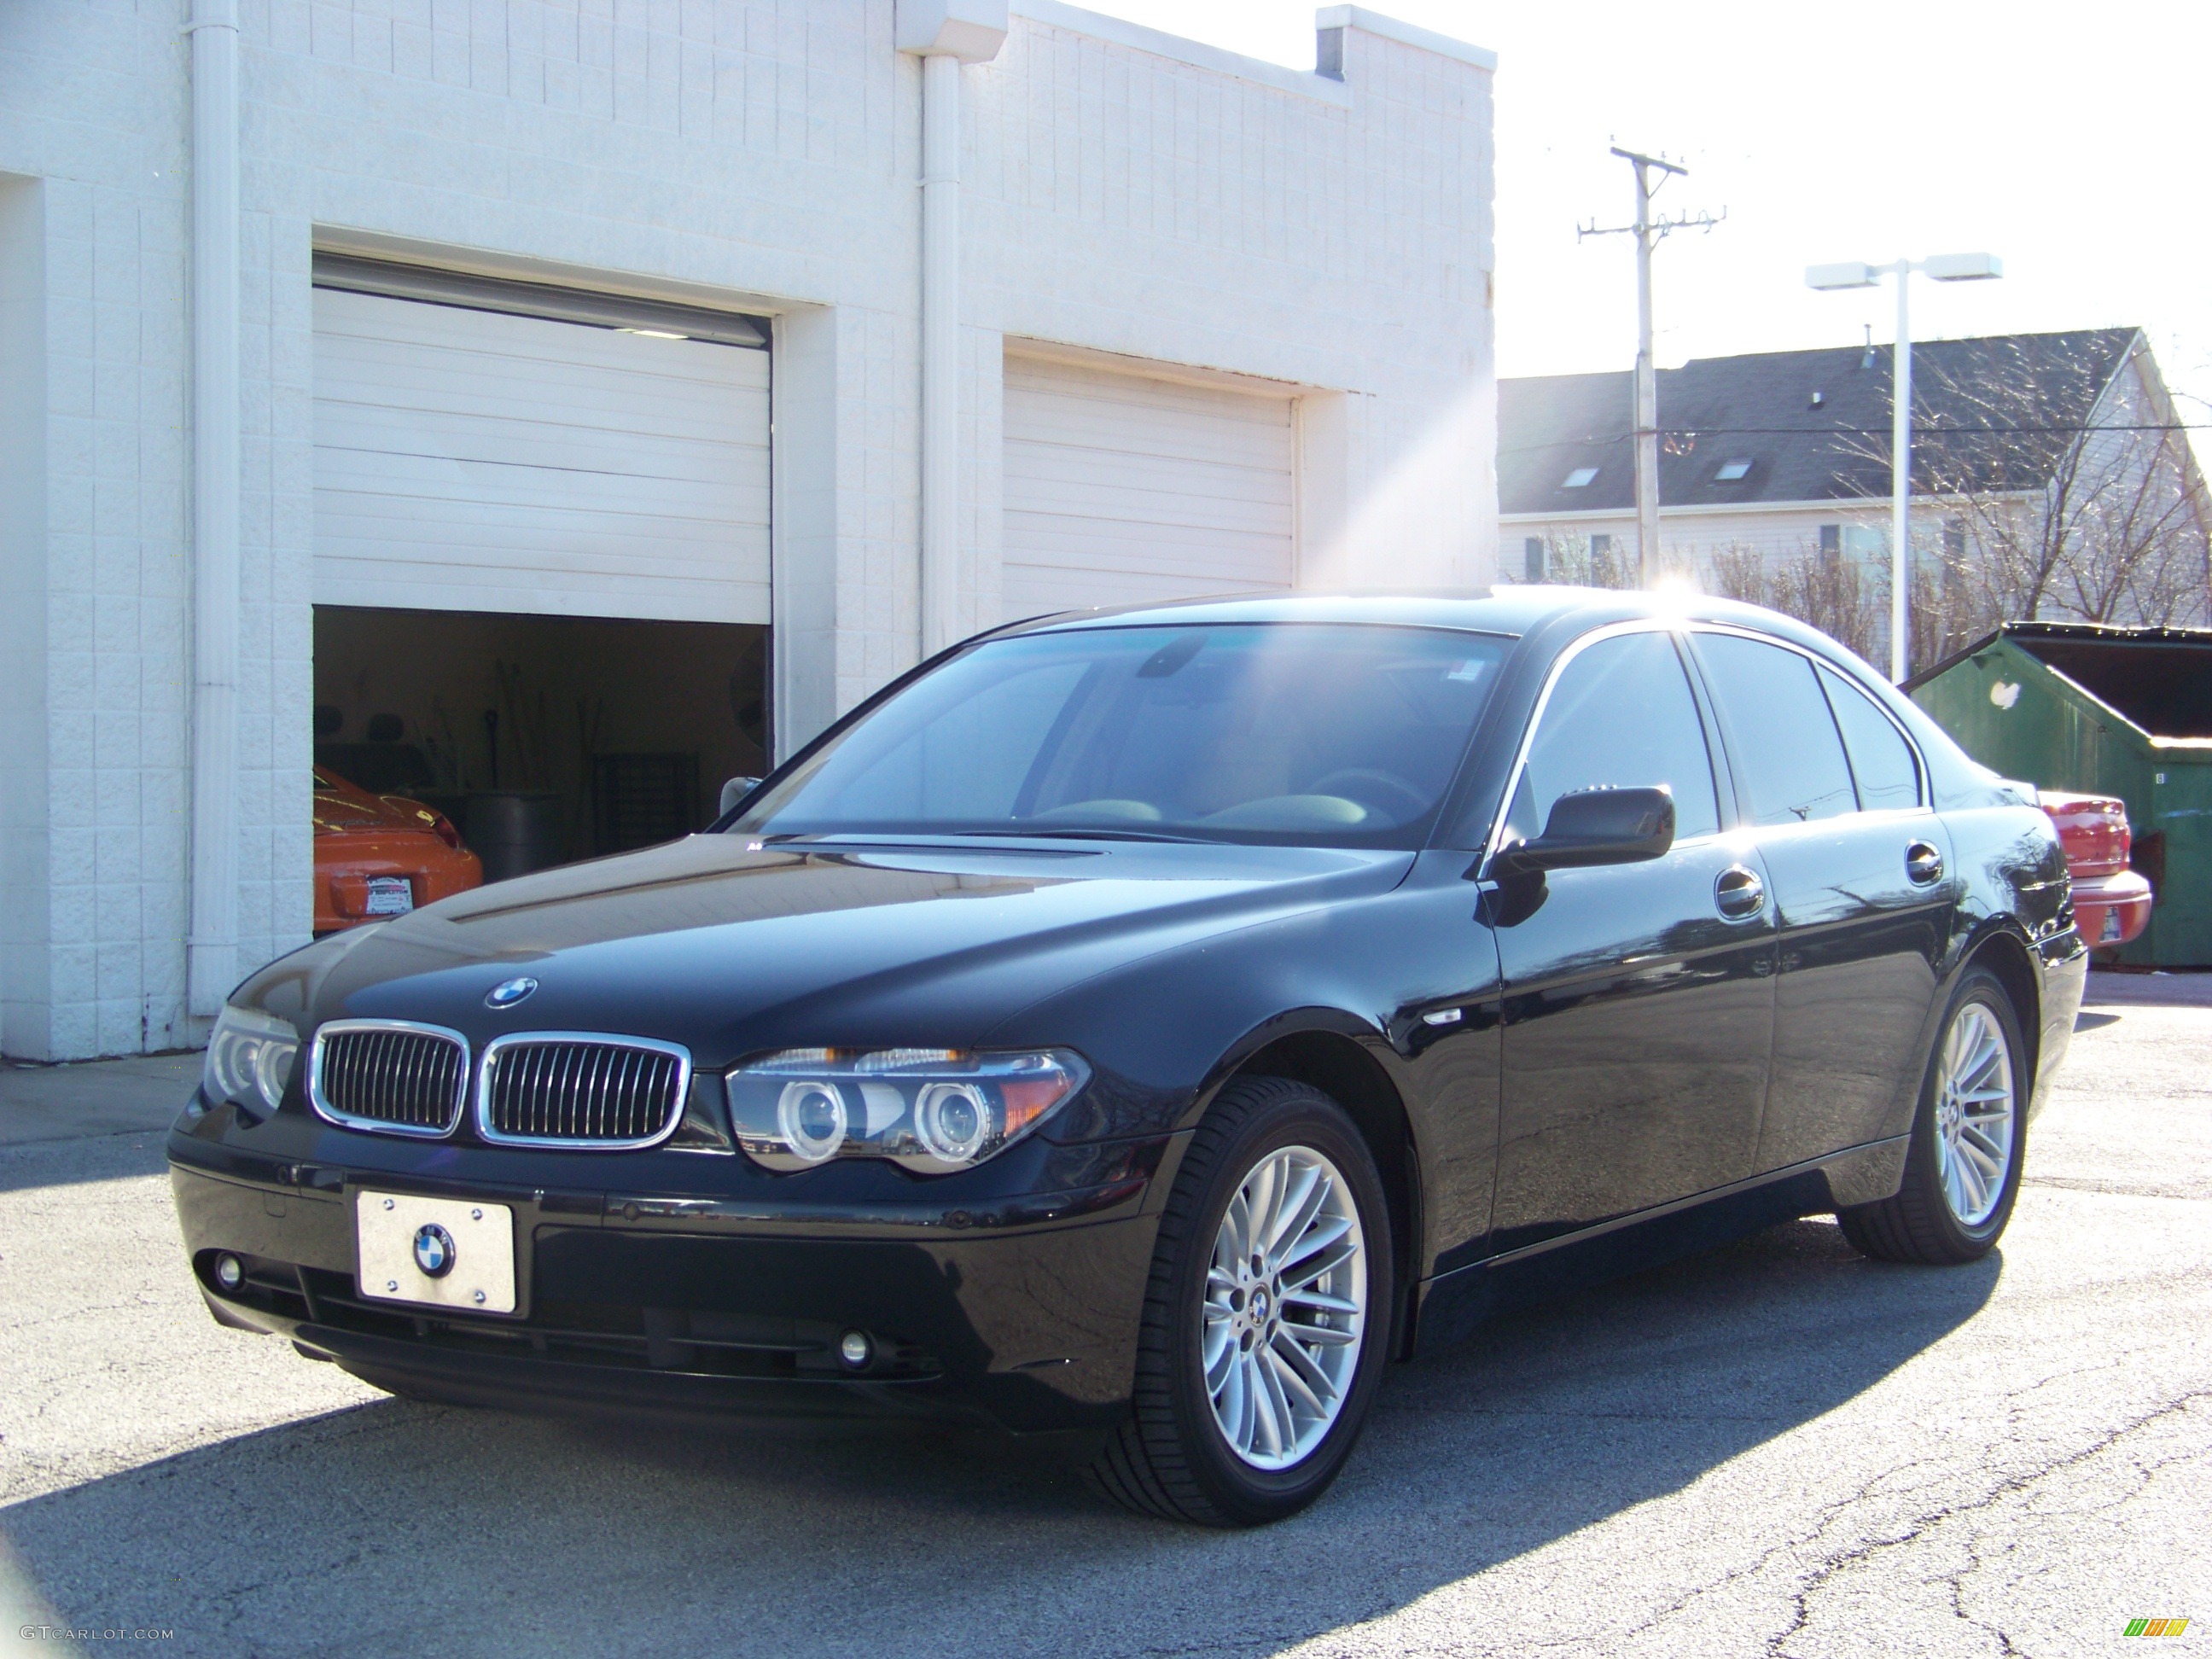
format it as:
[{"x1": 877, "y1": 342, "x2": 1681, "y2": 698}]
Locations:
[
  {"x1": 1505, "y1": 502, "x2": 1911, "y2": 563},
  {"x1": 0, "y1": 2, "x2": 1496, "y2": 1057}
]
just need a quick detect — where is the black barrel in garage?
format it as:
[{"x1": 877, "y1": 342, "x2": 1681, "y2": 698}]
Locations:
[{"x1": 467, "y1": 790, "x2": 567, "y2": 882}]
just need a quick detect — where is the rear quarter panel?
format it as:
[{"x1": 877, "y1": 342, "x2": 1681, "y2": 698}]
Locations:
[{"x1": 1941, "y1": 798, "x2": 2087, "y2": 1126}]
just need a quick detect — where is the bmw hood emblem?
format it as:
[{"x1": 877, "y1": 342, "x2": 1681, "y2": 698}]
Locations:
[
  {"x1": 412, "y1": 1223, "x2": 457, "y2": 1278},
  {"x1": 486, "y1": 975, "x2": 538, "y2": 1009}
]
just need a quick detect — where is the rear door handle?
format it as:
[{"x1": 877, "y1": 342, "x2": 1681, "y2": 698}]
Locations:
[
  {"x1": 1906, "y1": 841, "x2": 1945, "y2": 885},
  {"x1": 1714, "y1": 864, "x2": 1765, "y2": 919}
]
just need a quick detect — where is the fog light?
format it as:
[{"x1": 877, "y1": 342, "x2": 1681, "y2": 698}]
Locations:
[
  {"x1": 214, "y1": 1254, "x2": 244, "y2": 1292},
  {"x1": 838, "y1": 1330, "x2": 872, "y2": 1370}
]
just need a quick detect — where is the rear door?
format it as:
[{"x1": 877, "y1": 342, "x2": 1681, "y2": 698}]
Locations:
[{"x1": 1686, "y1": 630, "x2": 1953, "y2": 1170}]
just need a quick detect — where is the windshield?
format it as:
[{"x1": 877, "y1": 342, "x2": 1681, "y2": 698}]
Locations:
[{"x1": 734, "y1": 623, "x2": 1510, "y2": 847}]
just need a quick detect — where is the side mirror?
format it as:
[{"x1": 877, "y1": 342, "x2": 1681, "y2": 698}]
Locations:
[
  {"x1": 1499, "y1": 785, "x2": 1675, "y2": 874},
  {"x1": 719, "y1": 776, "x2": 763, "y2": 818}
]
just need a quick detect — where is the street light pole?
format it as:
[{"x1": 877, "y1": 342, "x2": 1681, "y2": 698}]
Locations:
[
  {"x1": 1889, "y1": 261, "x2": 1912, "y2": 686},
  {"x1": 1807, "y1": 253, "x2": 2002, "y2": 682}
]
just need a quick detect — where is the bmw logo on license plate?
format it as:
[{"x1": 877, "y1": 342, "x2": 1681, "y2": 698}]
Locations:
[
  {"x1": 486, "y1": 975, "x2": 538, "y2": 1009},
  {"x1": 412, "y1": 1222, "x2": 457, "y2": 1278}
]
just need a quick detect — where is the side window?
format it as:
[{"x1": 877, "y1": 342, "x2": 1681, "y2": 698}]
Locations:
[
  {"x1": 1504, "y1": 632, "x2": 1720, "y2": 844},
  {"x1": 1818, "y1": 666, "x2": 1921, "y2": 812},
  {"x1": 1692, "y1": 633, "x2": 1856, "y2": 826}
]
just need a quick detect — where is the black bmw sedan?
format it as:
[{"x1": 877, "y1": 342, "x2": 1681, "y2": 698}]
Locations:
[{"x1": 172, "y1": 590, "x2": 2086, "y2": 1525}]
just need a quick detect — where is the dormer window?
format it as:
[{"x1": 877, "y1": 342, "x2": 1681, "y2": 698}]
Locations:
[
  {"x1": 1562, "y1": 467, "x2": 1599, "y2": 488},
  {"x1": 1714, "y1": 458, "x2": 1752, "y2": 482}
]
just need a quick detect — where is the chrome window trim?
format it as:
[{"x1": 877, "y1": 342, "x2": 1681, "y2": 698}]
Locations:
[
  {"x1": 474, "y1": 1031, "x2": 694, "y2": 1151},
  {"x1": 1680, "y1": 622, "x2": 1932, "y2": 818},
  {"x1": 1481, "y1": 618, "x2": 1725, "y2": 869},
  {"x1": 307, "y1": 1018, "x2": 471, "y2": 1139}
]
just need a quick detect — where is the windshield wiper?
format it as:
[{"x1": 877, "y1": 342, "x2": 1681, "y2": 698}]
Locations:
[
  {"x1": 946, "y1": 827, "x2": 1217, "y2": 845},
  {"x1": 744, "y1": 827, "x2": 1216, "y2": 847}
]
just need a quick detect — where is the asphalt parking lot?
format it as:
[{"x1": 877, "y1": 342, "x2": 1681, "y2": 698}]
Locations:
[{"x1": 3, "y1": 975, "x2": 2205, "y2": 1659}]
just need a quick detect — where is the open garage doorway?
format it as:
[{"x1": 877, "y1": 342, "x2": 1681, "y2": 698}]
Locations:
[{"x1": 313, "y1": 606, "x2": 768, "y2": 883}]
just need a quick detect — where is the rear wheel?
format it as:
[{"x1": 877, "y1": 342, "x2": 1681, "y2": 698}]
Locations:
[
  {"x1": 1838, "y1": 965, "x2": 2027, "y2": 1264},
  {"x1": 1087, "y1": 1076, "x2": 1394, "y2": 1527}
]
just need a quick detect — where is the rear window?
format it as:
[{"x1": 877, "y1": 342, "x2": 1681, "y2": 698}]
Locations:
[{"x1": 1819, "y1": 666, "x2": 1922, "y2": 811}]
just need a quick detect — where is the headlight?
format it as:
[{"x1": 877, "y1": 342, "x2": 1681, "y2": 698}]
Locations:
[
  {"x1": 203, "y1": 1004, "x2": 301, "y2": 1118},
  {"x1": 726, "y1": 1049, "x2": 1090, "y2": 1174}
]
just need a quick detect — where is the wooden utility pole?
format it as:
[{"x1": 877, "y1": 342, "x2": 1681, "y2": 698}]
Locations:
[{"x1": 1580, "y1": 148, "x2": 1721, "y2": 587}]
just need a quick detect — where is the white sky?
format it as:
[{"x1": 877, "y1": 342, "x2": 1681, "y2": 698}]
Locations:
[{"x1": 1073, "y1": 0, "x2": 2212, "y2": 419}]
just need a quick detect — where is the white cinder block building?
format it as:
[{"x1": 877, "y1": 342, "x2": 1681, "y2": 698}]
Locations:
[{"x1": 0, "y1": 2, "x2": 1499, "y2": 1060}]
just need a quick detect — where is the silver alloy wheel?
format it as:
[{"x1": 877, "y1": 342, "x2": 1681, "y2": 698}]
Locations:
[
  {"x1": 1202, "y1": 1144, "x2": 1367, "y2": 1470},
  {"x1": 1934, "y1": 1001, "x2": 2017, "y2": 1228}
]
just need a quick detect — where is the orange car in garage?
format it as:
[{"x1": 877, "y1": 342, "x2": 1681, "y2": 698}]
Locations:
[{"x1": 313, "y1": 767, "x2": 483, "y2": 934}]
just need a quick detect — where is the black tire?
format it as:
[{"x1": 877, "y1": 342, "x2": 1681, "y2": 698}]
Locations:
[
  {"x1": 1837, "y1": 965, "x2": 2028, "y2": 1265},
  {"x1": 1087, "y1": 1075, "x2": 1394, "y2": 1527}
]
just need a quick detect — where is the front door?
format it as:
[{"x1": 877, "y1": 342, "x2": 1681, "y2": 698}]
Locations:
[
  {"x1": 1686, "y1": 632, "x2": 1954, "y2": 1171},
  {"x1": 1490, "y1": 627, "x2": 1778, "y2": 1254}
]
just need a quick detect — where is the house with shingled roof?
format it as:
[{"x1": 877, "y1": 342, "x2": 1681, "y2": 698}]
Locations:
[{"x1": 1499, "y1": 329, "x2": 2210, "y2": 666}]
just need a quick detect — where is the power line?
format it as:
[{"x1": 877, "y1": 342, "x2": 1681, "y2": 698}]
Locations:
[{"x1": 1499, "y1": 422, "x2": 2212, "y2": 456}]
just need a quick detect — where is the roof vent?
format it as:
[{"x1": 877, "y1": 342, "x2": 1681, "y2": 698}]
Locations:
[
  {"x1": 1808, "y1": 389, "x2": 1825, "y2": 409},
  {"x1": 1562, "y1": 467, "x2": 1599, "y2": 488}
]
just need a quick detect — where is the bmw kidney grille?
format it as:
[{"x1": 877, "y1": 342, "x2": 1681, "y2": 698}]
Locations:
[
  {"x1": 478, "y1": 1036, "x2": 690, "y2": 1148},
  {"x1": 311, "y1": 1023, "x2": 469, "y2": 1136}
]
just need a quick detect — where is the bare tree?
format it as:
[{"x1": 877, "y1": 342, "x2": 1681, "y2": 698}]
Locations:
[
  {"x1": 1706, "y1": 543, "x2": 1765, "y2": 605},
  {"x1": 1764, "y1": 539, "x2": 1885, "y2": 663},
  {"x1": 1831, "y1": 334, "x2": 2212, "y2": 652},
  {"x1": 1503, "y1": 530, "x2": 1636, "y2": 590},
  {"x1": 1681, "y1": 538, "x2": 1887, "y2": 663}
]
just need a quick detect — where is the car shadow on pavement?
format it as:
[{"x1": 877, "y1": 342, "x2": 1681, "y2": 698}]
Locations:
[{"x1": 0, "y1": 1214, "x2": 1999, "y2": 1659}]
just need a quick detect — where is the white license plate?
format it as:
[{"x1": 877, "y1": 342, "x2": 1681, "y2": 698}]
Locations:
[
  {"x1": 356, "y1": 1191, "x2": 516, "y2": 1314},
  {"x1": 364, "y1": 876, "x2": 414, "y2": 917},
  {"x1": 2101, "y1": 906, "x2": 2123, "y2": 942}
]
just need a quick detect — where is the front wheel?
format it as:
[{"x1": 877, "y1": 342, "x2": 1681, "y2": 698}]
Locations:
[
  {"x1": 1838, "y1": 965, "x2": 2027, "y2": 1264},
  {"x1": 1087, "y1": 1076, "x2": 1394, "y2": 1526}
]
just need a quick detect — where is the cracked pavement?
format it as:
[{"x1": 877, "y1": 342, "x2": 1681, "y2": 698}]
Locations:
[{"x1": 2, "y1": 975, "x2": 2204, "y2": 1658}]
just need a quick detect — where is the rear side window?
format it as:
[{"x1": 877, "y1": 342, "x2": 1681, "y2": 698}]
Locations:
[
  {"x1": 1503, "y1": 630, "x2": 1721, "y2": 843},
  {"x1": 1819, "y1": 666, "x2": 1921, "y2": 811},
  {"x1": 1693, "y1": 633, "x2": 1857, "y2": 826}
]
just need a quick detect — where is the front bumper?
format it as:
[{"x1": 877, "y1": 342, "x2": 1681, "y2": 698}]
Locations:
[{"x1": 171, "y1": 1127, "x2": 1164, "y2": 1438}]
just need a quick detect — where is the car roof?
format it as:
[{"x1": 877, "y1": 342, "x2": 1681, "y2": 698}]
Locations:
[{"x1": 1002, "y1": 586, "x2": 1866, "y2": 661}]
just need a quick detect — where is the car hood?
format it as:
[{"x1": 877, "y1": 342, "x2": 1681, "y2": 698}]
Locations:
[{"x1": 245, "y1": 834, "x2": 1415, "y2": 1065}]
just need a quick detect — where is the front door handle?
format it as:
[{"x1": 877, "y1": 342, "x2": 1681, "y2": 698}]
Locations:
[
  {"x1": 1906, "y1": 841, "x2": 1945, "y2": 885},
  {"x1": 1714, "y1": 864, "x2": 1765, "y2": 919}
]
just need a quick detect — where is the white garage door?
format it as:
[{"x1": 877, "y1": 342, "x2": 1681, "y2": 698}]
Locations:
[
  {"x1": 312, "y1": 277, "x2": 771, "y2": 623},
  {"x1": 1003, "y1": 356, "x2": 1296, "y2": 620}
]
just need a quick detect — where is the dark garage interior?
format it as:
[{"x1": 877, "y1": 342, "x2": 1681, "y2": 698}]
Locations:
[{"x1": 313, "y1": 606, "x2": 769, "y2": 880}]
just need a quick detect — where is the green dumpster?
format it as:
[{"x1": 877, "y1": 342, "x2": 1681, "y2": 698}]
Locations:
[{"x1": 1906, "y1": 621, "x2": 2212, "y2": 966}]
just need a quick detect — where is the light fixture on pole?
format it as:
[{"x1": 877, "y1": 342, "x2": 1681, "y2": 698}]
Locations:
[{"x1": 1806, "y1": 253, "x2": 2003, "y2": 683}]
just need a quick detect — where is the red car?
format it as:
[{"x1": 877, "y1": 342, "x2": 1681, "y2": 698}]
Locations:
[
  {"x1": 313, "y1": 767, "x2": 483, "y2": 934},
  {"x1": 2040, "y1": 791, "x2": 2152, "y2": 949}
]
